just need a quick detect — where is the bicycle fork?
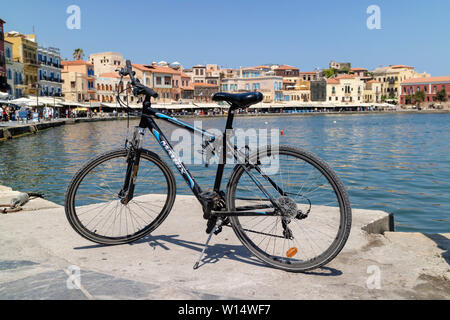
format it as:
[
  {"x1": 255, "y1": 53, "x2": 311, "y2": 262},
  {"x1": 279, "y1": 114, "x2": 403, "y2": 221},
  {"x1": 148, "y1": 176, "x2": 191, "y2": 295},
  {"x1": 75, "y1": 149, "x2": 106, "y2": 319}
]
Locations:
[{"x1": 119, "y1": 127, "x2": 145, "y2": 205}]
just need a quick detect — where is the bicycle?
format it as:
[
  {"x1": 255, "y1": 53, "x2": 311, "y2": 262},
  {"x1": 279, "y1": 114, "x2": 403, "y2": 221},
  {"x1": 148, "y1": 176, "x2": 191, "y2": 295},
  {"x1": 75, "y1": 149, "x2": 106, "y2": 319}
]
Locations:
[{"x1": 65, "y1": 60, "x2": 352, "y2": 272}]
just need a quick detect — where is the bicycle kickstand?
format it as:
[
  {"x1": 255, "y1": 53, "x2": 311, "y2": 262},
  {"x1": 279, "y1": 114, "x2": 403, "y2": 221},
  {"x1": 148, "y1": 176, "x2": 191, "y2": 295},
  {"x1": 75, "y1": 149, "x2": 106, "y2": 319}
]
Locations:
[{"x1": 193, "y1": 218, "x2": 223, "y2": 270}]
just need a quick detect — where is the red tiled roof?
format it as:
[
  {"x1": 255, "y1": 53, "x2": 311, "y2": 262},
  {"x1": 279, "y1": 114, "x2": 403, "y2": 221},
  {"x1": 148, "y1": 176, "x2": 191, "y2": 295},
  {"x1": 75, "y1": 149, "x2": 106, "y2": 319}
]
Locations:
[
  {"x1": 61, "y1": 60, "x2": 93, "y2": 66},
  {"x1": 144, "y1": 65, "x2": 179, "y2": 74},
  {"x1": 390, "y1": 65, "x2": 414, "y2": 69},
  {"x1": 351, "y1": 67, "x2": 367, "y2": 71},
  {"x1": 401, "y1": 76, "x2": 450, "y2": 84},
  {"x1": 327, "y1": 79, "x2": 339, "y2": 84},
  {"x1": 299, "y1": 71, "x2": 317, "y2": 74},
  {"x1": 335, "y1": 74, "x2": 357, "y2": 80},
  {"x1": 367, "y1": 79, "x2": 380, "y2": 84},
  {"x1": 275, "y1": 64, "x2": 299, "y2": 71},
  {"x1": 242, "y1": 65, "x2": 270, "y2": 70},
  {"x1": 132, "y1": 63, "x2": 179, "y2": 74}
]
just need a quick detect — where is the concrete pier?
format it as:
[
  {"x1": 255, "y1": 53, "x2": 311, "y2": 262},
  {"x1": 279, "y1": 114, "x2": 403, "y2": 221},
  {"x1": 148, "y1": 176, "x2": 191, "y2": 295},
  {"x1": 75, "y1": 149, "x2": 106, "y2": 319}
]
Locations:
[{"x1": 0, "y1": 186, "x2": 448, "y2": 300}]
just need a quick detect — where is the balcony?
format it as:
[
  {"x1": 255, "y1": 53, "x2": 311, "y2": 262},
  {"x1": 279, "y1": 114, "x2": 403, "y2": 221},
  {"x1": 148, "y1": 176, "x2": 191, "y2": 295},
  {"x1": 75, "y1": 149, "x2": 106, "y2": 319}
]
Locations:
[
  {"x1": 39, "y1": 75, "x2": 64, "y2": 83},
  {"x1": 38, "y1": 60, "x2": 63, "y2": 68},
  {"x1": 24, "y1": 59, "x2": 39, "y2": 66}
]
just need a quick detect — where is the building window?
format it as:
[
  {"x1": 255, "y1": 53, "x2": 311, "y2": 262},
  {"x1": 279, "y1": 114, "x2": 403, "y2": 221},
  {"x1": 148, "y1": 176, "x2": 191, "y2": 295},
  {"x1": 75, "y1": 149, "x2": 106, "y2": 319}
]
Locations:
[{"x1": 156, "y1": 77, "x2": 162, "y2": 85}]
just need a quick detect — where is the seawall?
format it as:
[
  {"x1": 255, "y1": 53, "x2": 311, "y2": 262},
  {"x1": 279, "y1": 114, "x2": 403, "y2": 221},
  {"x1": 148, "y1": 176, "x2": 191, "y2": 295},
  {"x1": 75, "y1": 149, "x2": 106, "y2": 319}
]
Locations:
[{"x1": 0, "y1": 116, "x2": 139, "y2": 142}]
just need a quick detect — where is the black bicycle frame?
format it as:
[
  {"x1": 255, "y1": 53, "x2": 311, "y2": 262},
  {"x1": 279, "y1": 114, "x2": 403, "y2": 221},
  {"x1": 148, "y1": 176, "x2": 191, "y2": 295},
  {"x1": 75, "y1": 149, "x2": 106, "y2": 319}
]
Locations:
[{"x1": 135, "y1": 100, "x2": 280, "y2": 217}]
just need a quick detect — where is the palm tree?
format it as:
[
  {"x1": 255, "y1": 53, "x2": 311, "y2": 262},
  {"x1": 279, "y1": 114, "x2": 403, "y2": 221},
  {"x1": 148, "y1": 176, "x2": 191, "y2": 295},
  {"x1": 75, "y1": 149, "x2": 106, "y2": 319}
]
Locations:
[{"x1": 72, "y1": 48, "x2": 84, "y2": 61}]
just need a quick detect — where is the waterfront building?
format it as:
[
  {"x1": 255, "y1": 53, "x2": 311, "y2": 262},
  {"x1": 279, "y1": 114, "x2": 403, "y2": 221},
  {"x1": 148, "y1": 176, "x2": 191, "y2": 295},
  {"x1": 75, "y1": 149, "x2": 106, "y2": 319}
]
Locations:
[
  {"x1": 299, "y1": 70, "x2": 322, "y2": 82},
  {"x1": 4, "y1": 31, "x2": 38, "y2": 95},
  {"x1": 371, "y1": 65, "x2": 429, "y2": 102},
  {"x1": 206, "y1": 64, "x2": 220, "y2": 85},
  {"x1": 0, "y1": 18, "x2": 10, "y2": 93},
  {"x1": 221, "y1": 73, "x2": 283, "y2": 103},
  {"x1": 4, "y1": 40, "x2": 25, "y2": 98},
  {"x1": 96, "y1": 72, "x2": 133, "y2": 105},
  {"x1": 400, "y1": 76, "x2": 450, "y2": 107},
  {"x1": 193, "y1": 83, "x2": 218, "y2": 103},
  {"x1": 37, "y1": 46, "x2": 63, "y2": 97},
  {"x1": 310, "y1": 79, "x2": 327, "y2": 102},
  {"x1": 351, "y1": 67, "x2": 370, "y2": 79},
  {"x1": 282, "y1": 78, "x2": 310, "y2": 102},
  {"x1": 89, "y1": 52, "x2": 125, "y2": 76},
  {"x1": 192, "y1": 65, "x2": 207, "y2": 83},
  {"x1": 274, "y1": 65, "x2": 300, "y2": 78},
  {"x1": 326, "y1": 75, "x2": 365, "y2": 104},
  {"x1": 61, "y1": 60, "x2": 96, "y2": 103},
  {"x1": 132, "y1": 63, "x2": 177, "y2": 103},
  {"x1": 181, "y1": 72, "x2": 194, "y2": 102},
  {"x1": 364, "y1": 80, "x2": 382, "y2": 103}
]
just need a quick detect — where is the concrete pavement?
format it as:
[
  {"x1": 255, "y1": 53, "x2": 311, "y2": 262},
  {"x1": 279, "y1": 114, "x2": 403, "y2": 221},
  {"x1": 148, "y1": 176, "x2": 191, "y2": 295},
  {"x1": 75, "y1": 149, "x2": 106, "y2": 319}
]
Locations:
[{"x1": 0, "y1": 187, "x2": 449, "y2": 300}]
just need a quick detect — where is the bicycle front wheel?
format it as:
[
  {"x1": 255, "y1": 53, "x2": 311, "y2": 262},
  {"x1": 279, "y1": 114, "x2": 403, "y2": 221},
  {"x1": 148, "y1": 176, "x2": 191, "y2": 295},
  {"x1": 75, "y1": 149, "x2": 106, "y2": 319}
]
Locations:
[
  {"x1": 227, "y1": 145, "x2": 352, "y2": 272},
  {"x1": 65, "y1": 148, "x2": 176, "y2": 245}
]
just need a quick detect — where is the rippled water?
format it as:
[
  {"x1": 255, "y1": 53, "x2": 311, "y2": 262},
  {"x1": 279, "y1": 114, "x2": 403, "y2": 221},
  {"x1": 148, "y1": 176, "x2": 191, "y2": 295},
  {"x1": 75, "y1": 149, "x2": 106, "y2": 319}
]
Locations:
[{"x1": 0, "y1": 113, "x2": 449, "y2": 233}]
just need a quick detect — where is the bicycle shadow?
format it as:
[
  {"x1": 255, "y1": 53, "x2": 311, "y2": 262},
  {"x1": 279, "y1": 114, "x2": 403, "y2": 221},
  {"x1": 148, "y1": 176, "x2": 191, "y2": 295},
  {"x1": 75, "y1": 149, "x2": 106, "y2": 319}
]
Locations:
[
  {"x1": 73, "y1": 234, "x2": 342, "y2": 276},
  {"x1": 138, "y1": 234, "x2": 343, "y2": 276}
]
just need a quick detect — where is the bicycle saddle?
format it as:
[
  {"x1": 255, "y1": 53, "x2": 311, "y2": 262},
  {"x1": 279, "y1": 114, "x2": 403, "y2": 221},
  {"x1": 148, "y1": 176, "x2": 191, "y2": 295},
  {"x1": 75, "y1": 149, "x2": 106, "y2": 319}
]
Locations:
[{"x1": 212, "y1": 92, "x2": 264, "y2": 108}]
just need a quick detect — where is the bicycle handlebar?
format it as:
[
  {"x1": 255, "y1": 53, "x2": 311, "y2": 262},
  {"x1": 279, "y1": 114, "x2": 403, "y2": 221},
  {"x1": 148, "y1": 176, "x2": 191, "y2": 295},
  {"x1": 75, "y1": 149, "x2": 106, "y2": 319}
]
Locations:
[{"x1": 117, "y1": 60, "x2": 159, "y2": 99}]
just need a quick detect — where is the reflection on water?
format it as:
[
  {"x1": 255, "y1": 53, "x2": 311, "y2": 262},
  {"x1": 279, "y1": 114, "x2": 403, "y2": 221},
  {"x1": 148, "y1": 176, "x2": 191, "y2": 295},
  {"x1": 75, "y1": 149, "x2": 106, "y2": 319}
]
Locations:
[{"x1": 0, "y1": 113, "x2": 449, "y2": 234}]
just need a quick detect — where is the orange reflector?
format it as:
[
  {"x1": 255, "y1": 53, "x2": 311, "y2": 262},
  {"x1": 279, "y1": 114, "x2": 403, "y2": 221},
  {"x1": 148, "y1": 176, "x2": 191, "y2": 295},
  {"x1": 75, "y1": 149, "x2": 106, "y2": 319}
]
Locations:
[{"x1": 286, "y1": 247, "x2": 298, "y2": 258}]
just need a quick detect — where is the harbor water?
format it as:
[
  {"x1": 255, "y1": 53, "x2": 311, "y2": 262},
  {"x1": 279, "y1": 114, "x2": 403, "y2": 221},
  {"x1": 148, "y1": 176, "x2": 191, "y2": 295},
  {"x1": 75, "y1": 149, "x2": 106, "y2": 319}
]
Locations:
[{"x1": 0, "y1": 113, "x2": 448, "y2": 233}]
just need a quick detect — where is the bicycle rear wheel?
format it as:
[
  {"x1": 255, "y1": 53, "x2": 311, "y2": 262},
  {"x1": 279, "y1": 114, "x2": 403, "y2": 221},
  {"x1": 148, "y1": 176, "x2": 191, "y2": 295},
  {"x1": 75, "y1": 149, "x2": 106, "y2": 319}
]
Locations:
[
  {"x1": 65, "y1": 148, "x2": 176, "y2": 245},
  {"x1": 227, "y1": 145, "x2": 352, "y2": 272}
]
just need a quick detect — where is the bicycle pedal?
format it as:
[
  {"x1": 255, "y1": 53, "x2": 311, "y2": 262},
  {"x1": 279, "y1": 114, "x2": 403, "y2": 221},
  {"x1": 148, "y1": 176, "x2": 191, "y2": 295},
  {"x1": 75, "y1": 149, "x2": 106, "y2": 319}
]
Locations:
[{"x1": 214, "y1": 226, "x2": 223, "y2": 235}]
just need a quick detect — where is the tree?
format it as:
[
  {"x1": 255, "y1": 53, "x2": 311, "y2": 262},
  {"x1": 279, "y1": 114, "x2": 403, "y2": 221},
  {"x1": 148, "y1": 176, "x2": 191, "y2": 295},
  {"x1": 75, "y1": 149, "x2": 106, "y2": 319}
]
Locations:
[
  {"x1": 72, "y1": 48, "x2": 84, "y2": 60},
  {"x1": 414, "y1": 90, "x2": 426, "y2": 107},
  {"x1": 381, "y1": 95, "x2": 387, "y2": 102},
  {"x1": 405, "y1": 95, "x2": 413, "y2": 105},
  {"x1": 323, "y1": 68, "x2": 336, "y2": 78},
  {"x1": 436, "y1": 88, "x2": 448, "y2": 102}
]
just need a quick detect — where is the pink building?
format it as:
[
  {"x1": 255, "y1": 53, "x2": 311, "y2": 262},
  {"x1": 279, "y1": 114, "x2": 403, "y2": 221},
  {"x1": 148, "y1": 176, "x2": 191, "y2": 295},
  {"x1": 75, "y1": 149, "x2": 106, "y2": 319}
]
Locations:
[{"x1": 400, "y1": 76, "x2": 450, "y2": 105}]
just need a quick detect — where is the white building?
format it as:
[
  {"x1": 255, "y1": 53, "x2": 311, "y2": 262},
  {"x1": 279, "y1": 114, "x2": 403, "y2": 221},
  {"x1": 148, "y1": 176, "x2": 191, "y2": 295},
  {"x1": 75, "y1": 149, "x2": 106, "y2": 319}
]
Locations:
[
  {"x1": 4, "y1": 40, "x2": 25, "y2": 98},
  {"x1": 89, "y1": 52, "x2": 125, "y2": 76},
  {"x1": 37, "y1": 46, "x2": 62, "y2": 97}
]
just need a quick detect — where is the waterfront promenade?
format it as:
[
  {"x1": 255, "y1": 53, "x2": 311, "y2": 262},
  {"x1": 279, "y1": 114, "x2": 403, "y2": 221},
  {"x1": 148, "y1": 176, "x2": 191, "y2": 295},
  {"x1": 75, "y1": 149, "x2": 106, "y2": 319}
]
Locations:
[
  {"x1": 2, "y1": 108, "x2": 449, "y2": 142},
  {"x1": 0, "y1": 185, "x2": 448, "y2": 300}
]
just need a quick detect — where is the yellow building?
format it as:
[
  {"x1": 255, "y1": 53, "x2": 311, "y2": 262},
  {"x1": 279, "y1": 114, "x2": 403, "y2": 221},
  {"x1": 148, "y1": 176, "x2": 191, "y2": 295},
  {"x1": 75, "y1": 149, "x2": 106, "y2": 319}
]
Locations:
[
  {"x1": 282, "y1": 78, "x2": 311, "y2": 102},
  {"x1": 326, "y1": 75, "x2": 365, "y2": 104},
  {"x1": 364, "y1": 80, "x2": 382, "y2": 103},
  {"x1": 371, "y1": 65, "x2": 429, "y2": 102},
  {"x1": 5, "y1": 31, "x2": 38, "y2": 95}
]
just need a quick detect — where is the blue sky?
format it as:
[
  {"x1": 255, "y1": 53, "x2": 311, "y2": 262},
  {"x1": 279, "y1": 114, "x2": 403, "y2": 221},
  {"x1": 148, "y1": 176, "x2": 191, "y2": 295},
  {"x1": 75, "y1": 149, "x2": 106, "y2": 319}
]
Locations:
[{"x1": 2, "y1": 0, "x2": 450, "y2": 75}]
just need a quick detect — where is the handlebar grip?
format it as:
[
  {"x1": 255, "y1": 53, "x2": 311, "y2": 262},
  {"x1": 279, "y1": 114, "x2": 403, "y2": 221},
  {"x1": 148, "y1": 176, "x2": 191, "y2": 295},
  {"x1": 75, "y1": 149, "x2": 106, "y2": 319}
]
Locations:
[{"x1": 126, "y1": 60, "x2": 132, "y2": 73}]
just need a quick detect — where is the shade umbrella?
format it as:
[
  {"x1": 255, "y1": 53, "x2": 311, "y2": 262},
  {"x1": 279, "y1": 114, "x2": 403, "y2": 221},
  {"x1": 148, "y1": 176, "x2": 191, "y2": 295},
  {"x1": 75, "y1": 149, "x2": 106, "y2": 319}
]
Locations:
[{"x1": 10, "y1": 97, "x2": 32, "y2": 105}]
